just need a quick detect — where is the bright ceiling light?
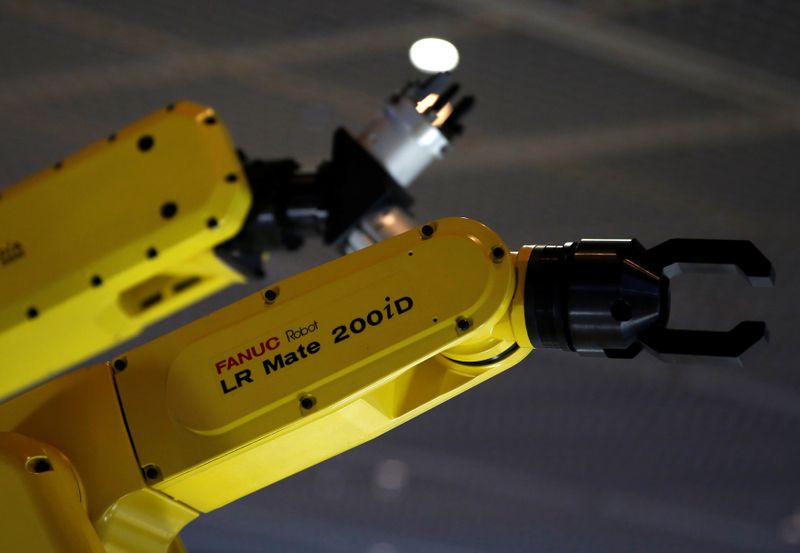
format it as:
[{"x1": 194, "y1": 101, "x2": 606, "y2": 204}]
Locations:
[{"x1": 409, "y1": 38, "x2": 459, "y2": 73}]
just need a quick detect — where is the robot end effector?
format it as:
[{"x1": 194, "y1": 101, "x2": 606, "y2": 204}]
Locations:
[
  {"x1": 522, "y1": 238, "x2": 775, "y2": 365},
  {"x1": 216, "y1": 73, "x2": 474, "y2": 276}
]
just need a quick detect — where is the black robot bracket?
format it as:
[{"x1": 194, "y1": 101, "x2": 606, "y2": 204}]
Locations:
[{"x1": 215, "y1": 73, "x2": 473, "y2": 279}]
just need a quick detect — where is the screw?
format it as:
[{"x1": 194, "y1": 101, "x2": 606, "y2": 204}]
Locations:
[
  {"x1": 611, "y1": 299, "x2": 632, "y2": 322},
  {"x1": 456, "y1": 317, "x2": 471, "y2": 332},
  {"x1": 420, "y1": 223, "x2": 435, "y2": 239},
  {"x1": 137, "y1": 135, "x2": 154, "y2": 152},
  {"x1": 491, "y1": 246, "x2": 505, "y2": 262},
  {"x1": 26, "y1": 456, "x2": 52, "y2": 474},
  {"x1": 160, "y1": 202, "x2": 178, "y2": 219},
  {"x1": 299, "y1": 394, "x2": 317, "y2": 411},
  {"x1": 112, "y1": 357, "x2": 128, "y2": 372},
  {"x1": 142, "y1": 464, "x2": 162, "y2": 482},
  {"x1": 264, "y1": 288, "x2": 279, "y2": 303}
]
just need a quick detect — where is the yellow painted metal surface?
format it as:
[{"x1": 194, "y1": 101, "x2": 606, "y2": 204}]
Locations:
[
  {"x1": 0, "y1": 101, "x2": 251, "y2": 400},
  {"x1": 0, "y1": 217, "x2": 538, "y2": 551},
  {"x1": 0, "y1": 432, "x2": 105, "y2": 553},
  {"x1": 511, "y1": 245, "x2": 534, "y2": 349},
  {"x1": 115, "y1": 217, "x2": 533, "y2": 512},
  {"x1": 0, "y1": 364, "x2": 199, "y2": 552},
  {"x1": 96, "y1": 488, "x2": 198, "y2": 553},
  {"x1": 0, "y1": 365, "x2": 148, "y2": 524}
]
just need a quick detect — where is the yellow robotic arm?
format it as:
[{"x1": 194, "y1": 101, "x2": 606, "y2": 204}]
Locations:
[
  {"x1": 0, "y1": 73, "x2": 472, "y2": 400},
  {"x1": 0, "y1": 67, "x2": 773, "y2": 552},
  {"x1": 0, "y1": 102, "x2": 252, "y2": 400},
  {"x1": 0, "y1": 216, "x2": 772, "y2": 552}
]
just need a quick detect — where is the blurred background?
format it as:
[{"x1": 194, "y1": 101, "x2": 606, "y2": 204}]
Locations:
[{"x1": 1, "y1": 1, "x2": 799, "y2": 551}]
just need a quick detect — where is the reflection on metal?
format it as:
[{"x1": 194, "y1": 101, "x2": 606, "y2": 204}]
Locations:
[
  {"x1": 358, "y1": 74, "x2": 472, "y2": 187},
  {"x1": 432, "y1": 103, "x2": 453, "y2": 127},
  {"x1": 415, "y1": 93, "x2": 439, "y2": 113},
  {"x1": 344, "y1": 207, "x2": 417, "y2": 254},
  {"x1": 358, "y1": 98, "x2": 449, "y2": 188}
]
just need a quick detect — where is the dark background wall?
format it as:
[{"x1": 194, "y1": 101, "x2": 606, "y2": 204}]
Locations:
[{"x1": 1, "y1": 1, "x2": 799, "y2": 551}]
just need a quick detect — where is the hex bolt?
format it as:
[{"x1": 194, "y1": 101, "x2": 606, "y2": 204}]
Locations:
[
  {"x1": 160, "y1": 201, "x2": 178, "y2": 219},
  {"x1": 137, "y1": 135, "x2": 154, "y2": 152},
  {"x1": 26, "y1": 456, "x2": 52, "y2": 474},
  {"x1": 456, "y1": 317, "x2": 471, "y2": 332},
  {"x1": 142, "y1": 464, "x2": 162, "y2": 483},
  {"x1": 264, "y1": 288, "x2": 279, "y2": 303},
  {"x1": 299, "y1": 394, "x2": 317, "y2": 411},
  {"x1": 491, "y1": 246, "x2": 506, "y2": 262},
  {"x1": 112, "y1": 357, "x2": 128, "y2": 372}
]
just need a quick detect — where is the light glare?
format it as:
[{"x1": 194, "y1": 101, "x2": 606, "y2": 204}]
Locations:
[
  {"x1": 432, "y1": 102, "x2": 453, "y2": 127},
  {"x1": 415, "y1": 92, "x2": 439, "y2": 113},
  {"x1": 409, "y1": 38, "x2": 459, "y2": 73}
]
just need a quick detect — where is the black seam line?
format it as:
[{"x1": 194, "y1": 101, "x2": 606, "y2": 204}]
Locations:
[
  {"x1": 110, "y1": 365, "x2": 145, "y2": 472},
  {"x1": 442, "y1": 343, "x2": 521, "y2": 367}
]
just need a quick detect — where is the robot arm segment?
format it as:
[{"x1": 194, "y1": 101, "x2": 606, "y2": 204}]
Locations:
[
  {"x1": 0, "y1": 74, "x2": 473, "y2": 400},
  {"x1": 0, "y1": 102, "x2": 250, "y2": 400},
  {"x1": 115, "y1": 217, "x2": 521, "y2": 512},
  {"x1": 0, "y1": 217, "x2": 773, "y2": 552}
]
